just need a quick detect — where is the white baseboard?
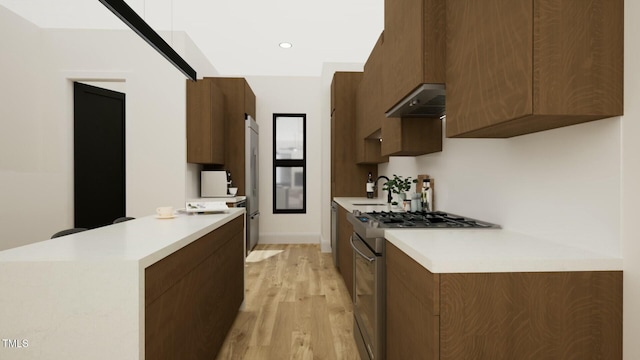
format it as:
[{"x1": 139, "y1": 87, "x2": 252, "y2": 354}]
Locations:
[{"x1": 259, "y1": 232, "x2": 320, "y2": 245}]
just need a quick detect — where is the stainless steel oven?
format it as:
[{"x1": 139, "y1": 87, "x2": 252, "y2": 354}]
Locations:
[
  {"x1": 348, "y1": 209, "x2": 499, "y2": 360},
  {"x1": 350, "y1": 230, "x2": 385, "y2": 360}
]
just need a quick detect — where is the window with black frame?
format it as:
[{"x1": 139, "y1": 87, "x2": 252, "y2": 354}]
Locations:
[{"x1": 273, "y1": 113, "x2": 306, "y2": 214}]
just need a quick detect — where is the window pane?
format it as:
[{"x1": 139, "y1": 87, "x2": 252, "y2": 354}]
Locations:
[
  {"x1": 275, "y1": 166, "x2": 304, "y2": 210},
  {"x1": 275, "y1": 116, "x2": 304, "y2": 160}
]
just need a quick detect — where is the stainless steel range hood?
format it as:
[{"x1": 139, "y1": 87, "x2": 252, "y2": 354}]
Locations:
[{"x1": 385, "y1": 84, "x2": 446, "y2": 118}]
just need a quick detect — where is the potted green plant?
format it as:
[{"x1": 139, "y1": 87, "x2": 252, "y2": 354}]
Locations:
[{"x1": 383, "y1": 174, "x2": 417, "y2": 205}]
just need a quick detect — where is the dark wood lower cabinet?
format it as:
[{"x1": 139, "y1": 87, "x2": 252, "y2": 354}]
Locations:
[
  {"x1": 386, "y1": 241, "x2": 440, "y2": 359},
  {"x1": 145, "y1": 217, "x2": 244, "y2": 359},
  {"x1": 386, "y1": 241, "x2": 623, "y2": 360}
]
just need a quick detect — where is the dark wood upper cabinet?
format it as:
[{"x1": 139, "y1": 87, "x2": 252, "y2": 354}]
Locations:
[
  {"x1": 357, "y1": 32, "x2": 442, "y2": 159},
  {"x1": 446, "y1": 0, "x2": 623, "y2": 138},
  {"x1": 205, "y1": 77, "x2": 256, "y2": 196},
  {"x1": 381, "y1": 117, "x2": 442, "y2": 156},
  {"x1": 331, "y1": 72, "x2": 377, "y2": 198},
  {"x1": 186, "y1": 79, "x2": 225, "y2": 165},
  {"x1": 356, "y1": 33, "x2": 389, "y2": 164},
  {"x1": 382, "y1": 0, "x2": 446, "y2": 113}
]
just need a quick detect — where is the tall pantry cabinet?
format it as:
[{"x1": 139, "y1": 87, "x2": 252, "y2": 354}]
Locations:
[{"x1": 331, "y1": 72, "x2": 377, "y2": 198}]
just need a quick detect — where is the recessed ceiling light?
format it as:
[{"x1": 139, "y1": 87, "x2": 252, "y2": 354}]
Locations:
[{"x1": 279, "y1": 42, "x2": 293, "y2": 49}]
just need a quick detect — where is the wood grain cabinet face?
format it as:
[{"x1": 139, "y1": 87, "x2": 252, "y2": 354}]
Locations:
[
  {"x1": 386, "y1": 238, "x2": 622, "y2": 359},
  {"x1": 356, "y1": 20, "x2": 444, "y2": 158},
  {"x1": 206, "y1": 77, "x2": 256, "y2": 195},
  {"x1": 386, "y1": 241, "x2": 440, "y2": 359},
  {"x1": 355, "y1": 34, "x2": 389, "y2": 164},
  {"x1": 357, "y1": 31, "x2": 442, "y2": 159},
  {"x1": 439, "y1": 271, "x2": 622, "y2": 359},
  {"x1": 331, "y1": 72, "x2": 377, "y2": 198},
  {"x1": 145, "y1": 216, "x2": 244, "y2": 360},
  {"x1": 186, "y1": 79, "x2": 225, "y2": 165},
  {"x1": 382, "y1": 0, "x2": 446, "y2": 113},
  {"x1": 446, "y1": 0, "x2": 623, "y2": 138},
  {"x1": 381, "y1": 116, "x2": 443, "y2": 157}
]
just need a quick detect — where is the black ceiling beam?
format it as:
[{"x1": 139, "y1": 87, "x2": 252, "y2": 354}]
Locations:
[{"x1": 99, "y1": 0, "x2": 197, "y2": 81}]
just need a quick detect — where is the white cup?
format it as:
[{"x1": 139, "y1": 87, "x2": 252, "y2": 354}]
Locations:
[
  {"x1": 228, "y1": 187, "x2": 238, "y2": 196},
  {"x1": 156, "y1": 206, "x2": 174, "y2": 218}
]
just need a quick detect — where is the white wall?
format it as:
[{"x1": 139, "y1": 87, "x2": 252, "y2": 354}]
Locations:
[
  {"x1": 0, "y1": 6, "x2": 63, "y2": 251},
  {"x1": 380, "y1": 117, "x2": 621, "y2": 256},
  {"x1": 245, "y1": 76, "x2": 323, "y2": 245},
  {"x1": 0, "y1": 6, "x2": 218, "y2": 250}
]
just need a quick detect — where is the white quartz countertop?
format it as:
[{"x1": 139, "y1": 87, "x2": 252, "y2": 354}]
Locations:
[
  {"x1": 334, "y1": 197, "x2": 622, "y2": 273},
  {"x1": 385, "y1": 229, "x2": 622, "y2": 273},
  {"x1": 0, "y1": 208, "x2": 245, "y2": 268}
]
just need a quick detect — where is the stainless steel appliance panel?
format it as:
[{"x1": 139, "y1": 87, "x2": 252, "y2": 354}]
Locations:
[
  {"x1": 351, "y1": 232, "x2": 385, "y2": 360},
  {"x1": 246, "y1": 117, "x2": 259, "y2": 214},
  {"x1": 248, "y1": 211, "x2": 259, "y2": 253},
  {"x1": 331, "y1": 201, "x2": 338, "y2": 267},
  {"x1": 246, "y1": 116, "x2": 260, "y2": 253}
]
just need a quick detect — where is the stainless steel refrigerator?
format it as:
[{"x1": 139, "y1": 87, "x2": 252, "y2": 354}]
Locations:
[{"x1": 245, "y1": 116, "x2": 259, "y2": 254}]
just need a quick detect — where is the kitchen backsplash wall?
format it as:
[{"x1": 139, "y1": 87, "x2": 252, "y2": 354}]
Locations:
[{"x1": 379, "y1": 117, "x2": 621, "y2": 257}]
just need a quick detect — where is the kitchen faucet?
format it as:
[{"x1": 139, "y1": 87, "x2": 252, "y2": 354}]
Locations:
[{"x1": 374, "y1": 176, "x2": 393, "y2": 203}]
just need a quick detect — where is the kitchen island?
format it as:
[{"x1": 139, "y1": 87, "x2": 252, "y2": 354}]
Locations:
[{"x1": 0, "y1": 208, "x2": 245, "y2": 360}]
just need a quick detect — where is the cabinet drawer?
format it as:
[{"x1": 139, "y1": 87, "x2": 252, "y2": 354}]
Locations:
[{"x1": 386, "y1": 241, "x2": 439, "y2": 314}]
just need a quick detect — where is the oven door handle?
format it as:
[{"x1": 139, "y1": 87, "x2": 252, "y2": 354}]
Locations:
[{"x1": 350, "y1": 235, "x2": 376, "y2": 263}]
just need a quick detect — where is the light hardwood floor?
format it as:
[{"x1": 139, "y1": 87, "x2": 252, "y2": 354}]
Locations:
[{"x1": 216, "y1": 244, "x2": 361, "y2": 360}]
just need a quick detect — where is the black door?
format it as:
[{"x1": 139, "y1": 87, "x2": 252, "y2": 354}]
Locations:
[{"x1": 74, "y1": 82, "x2": 126, "y2": 228}]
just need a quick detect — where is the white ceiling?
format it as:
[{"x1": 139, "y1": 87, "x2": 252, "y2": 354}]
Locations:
[{"x1": 0, "y1": 0, "x2": 383, "y2": 76}]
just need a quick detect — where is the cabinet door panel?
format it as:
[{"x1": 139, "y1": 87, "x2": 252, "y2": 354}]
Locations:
[
  {"x1": 383, "y1": 0, "x2": 445, "y2": 112},
  {"x1": 386, "y1": 241, "x2": 440, "y2": 359},
  {"x1": 187, "y1": 79, "x2": 225, "y2": 164},
  {"x1": 387, "y1": 270, "x2": 439, "y2": 359},
  {"x1": 533, "y1": 0, "x2": 623, "y2": 115},
  {"x1": 208, "y1": 77, "x2": 255, "y2": 195},
  {"x1": 145, "y1": 217, "x2": 244, "y2": 359},
  {"x1": 446, "y1": 0, "x2": 533, "y2": 137},
  {"x1": 333, "y1": 72, "x2": 378, "y2": 194},
  {"x1": 439, "y1": 271, "x2": 622, "y2": 360}
]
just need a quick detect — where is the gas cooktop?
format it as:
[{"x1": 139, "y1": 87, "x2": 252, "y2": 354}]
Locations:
[{"x1": 359, "y1": 210, "x2": 499, "y2": 229}]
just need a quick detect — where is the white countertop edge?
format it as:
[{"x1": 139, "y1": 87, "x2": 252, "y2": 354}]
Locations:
[
  {"x1": 0, "y1": 209, "x2": 246, "y2": 267},
  {"x1": 385, "y1": 230, "x2": 623, "y2": 274},
  {"x1": 138, "y1": 209, "x2": 244, "y2": 268}
]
